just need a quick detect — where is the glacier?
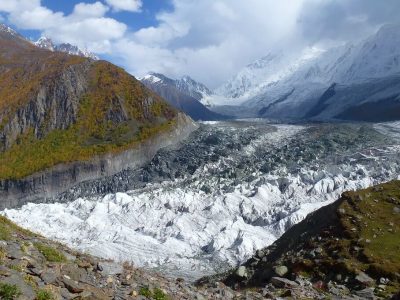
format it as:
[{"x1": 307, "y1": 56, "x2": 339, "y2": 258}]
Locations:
[{"x1": 3, "y1": 121, "x2": 400, "y2": 281}]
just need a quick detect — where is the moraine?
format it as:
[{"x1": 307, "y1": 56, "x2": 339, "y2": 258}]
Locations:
[{"x1": 3, "y1": 120, "x2": 400, "y2": 281}]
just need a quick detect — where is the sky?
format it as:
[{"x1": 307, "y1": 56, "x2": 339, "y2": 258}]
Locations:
[{"x1": 0, "y1": 0, "x2": 399, "y2": 88}]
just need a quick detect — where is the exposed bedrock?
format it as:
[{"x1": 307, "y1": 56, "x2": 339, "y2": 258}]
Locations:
[{"x1": 0, "y1": 113, "x2": 197, "y2": 209}]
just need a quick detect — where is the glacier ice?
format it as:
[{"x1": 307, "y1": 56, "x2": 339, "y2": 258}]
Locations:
[{"x1": 4, "y1": 121, "x2": 400, "y2": 281}]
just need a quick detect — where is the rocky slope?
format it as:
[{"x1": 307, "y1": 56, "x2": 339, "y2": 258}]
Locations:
[
  {"x1": 0, "y1": 25, "x2": 197, "y2": 206},
  {"x1": 211, "y1": 180, "x2": 400, "y2": 299},
  {"x1": 0, "y1": 214, "x2": 251, "y2": 300},
  {"x1": 141, "y1": 73, "x2": 228, "y2": 121},
  {"x1": 212, "y1": 23, "x2": 400, "y2": 122}
]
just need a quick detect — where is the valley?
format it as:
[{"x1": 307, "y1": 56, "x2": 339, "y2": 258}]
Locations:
[{"x1": 4, "y1": 120, "x2": 400, "y2": 283}]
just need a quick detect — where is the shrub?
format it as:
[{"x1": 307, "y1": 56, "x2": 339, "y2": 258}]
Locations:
[
  {"x1": 139, "y1": 287, "x2": 152, "y2": 298},
  {"x1": 153, "y1": 288, "x2": 168, "y2": 300},
  {"x1": 34, "y1": 243, "x2": 66, "y2": 263},
  {"x1": 0, "y1": 283, "x2": 21, "y2": 300},
  {"x1": 36, "y1": 289, "x2": 54, "y2": 300}
]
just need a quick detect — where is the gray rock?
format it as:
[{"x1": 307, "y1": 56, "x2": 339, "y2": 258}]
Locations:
[
  {"x1": 355, "y1": 272, "x2": 375, "y2": 286},
  {"x1": 97, "y1": 261, "x2": 123, "y2": 276},
  {"x1": 40, "y1": 270, "x2": 58, "y2": 284},
  {"x1": 355, "y1": 287, "x2": 376, "y2": 299},
  {"x1": 62, "y1": 277, "x2": 84, "y2": 293},
  {"x1": 393, "y1": 206, "x2": 400, "y2": 214},
  {"x1": 256, "y1": 250, "x2": 265, "y2": 258},
  {"x1": 274, "y1": 265, "x2": 288, "y2": 277},
  {"x1": 1, "y1": 274, "x2": 36, "y2": 300},
  {"x1": 235, "y1": 266, "x2": 247, "y2": 278},
  {"x1": 270, "y1": 277, "x2": 299, "y2": 289}
]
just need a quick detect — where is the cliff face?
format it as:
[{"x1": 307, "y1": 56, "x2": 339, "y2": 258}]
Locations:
[
  {"x1": 0, "y1": 62, "x2": 91, "y2": 150},
  {"x1": 0, "y1": 26, "x2": 197, "y2": 207},
  {"x1": 0, "y1": 113, "x2": 197, "y2": 209}
]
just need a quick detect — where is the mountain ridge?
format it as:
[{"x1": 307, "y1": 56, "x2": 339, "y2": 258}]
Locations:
[
  {"x1": 0, "y1": 24, "x2": 198, "y2": 206},
  {"x1": 141, "y1": 73, "x2": 229, "y2": 121},
  {"x1": 211, "y1": 23, "x2": 400, "y2": 122}
]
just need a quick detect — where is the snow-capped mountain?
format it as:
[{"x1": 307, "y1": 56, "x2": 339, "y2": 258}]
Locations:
[
  {"x1": 215, "y1": 48, "x2": 323, "y2": 100},
  {"x1": 34, "y1": 36, "x2": 99, "y2": 60},
  {"x1": 175, "y1": 75, "x2": 213, "y2": 101},
  {"x1": 141, "y1": 73, "x2": 228, "y2": 121},
  {"x1": 213, "y1": 23, "x2": 400, "y2": 121},
  {"x1": 0, "y1": 24, "x2": 21, "y2": 38},
  {"x1": 143, "y1": 73, "x2": 212, "y2": 101}
]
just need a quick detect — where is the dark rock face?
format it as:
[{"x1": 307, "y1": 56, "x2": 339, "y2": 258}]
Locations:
[
  {"x1": 0, "y1": 62, "x2": 91, "y2": 150},
  {"x1": 0, "y1": 114, "x2": 197, "y2": 209},
  {"x1": 141, "y1": 75, "x2": 229, "y2": 121}
]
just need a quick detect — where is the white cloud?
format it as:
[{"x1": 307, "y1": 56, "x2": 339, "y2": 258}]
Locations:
[
  {"x1": 72, "y1": 2, "x2": 109, "y2": 19},
  {"x1": 0, "y1": 0, "x2": 40, "y2": 13},
  {"x1": 1, "y1": 1, "x2": 126, "y2": 54},
  {"x1": 105, "y1": 0, "x2": 142, "y2": 12},
  {"x1": 111, "y1": 0, "x2": 307, "y2": 87},
  {"x1": 2, "y1": 0, "x2": 400, "y2": 88}
]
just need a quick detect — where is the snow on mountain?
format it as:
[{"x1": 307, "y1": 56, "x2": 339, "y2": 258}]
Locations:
[
  {"x1": 0, "y1": 24, "x2": 21, "y2": 38},
  {"x1": 140, "y1": 73, "x2": 228, "y2": 121},
  {"x1": 215, "y1": 48, "x2": 323, "y2": 101},
  {"x1": 34, "y1": 37, "x2": 55, "y2": 51},
  {"x1": 34, "y1": 36, "x2": 99, "y2": 60},
  {"x1": 141, "y1": 73, "x2": 212, "y2": 102},
  {"x1": 212, "y1": 23, "x2": 400, "y2": 120},
  {"x1": 4, "y1": 121, "x2": 400, "y2": 280},
  {"x1": 176, "y1": 75, "x2": 213, "y2": 102}
]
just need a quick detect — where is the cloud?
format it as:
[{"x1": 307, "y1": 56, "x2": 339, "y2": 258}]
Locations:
[
  {"x1": 1, "y1": 0, "x2": 400, "y2": 88},
  {"x1": 72, "y1": 2, "x2": 109, "y2": 19},
  {"x1": 1, "y1": 1, "x2": 126, "y2": 53},
  {"x1": 105, "y1": 0, "x2": 142, "y2": 12},
  {"x1": 111, "y1": 0, "x2": 400, "y2": 88},
  {"x1": 111, "y1": 0, "x2": 307, "y2": 87}
]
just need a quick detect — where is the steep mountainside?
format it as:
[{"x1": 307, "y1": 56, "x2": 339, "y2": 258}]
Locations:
[
  {"x1": 34, "y1": 37, "x2": 99, "y2": 60},
  {"x1": 0, "y1": 25, "x2": 190, "y2": 182},
  {"x1": 174, "y1": 75, "x2": 212, "y2": 101},
  {"x1": 214, "y1": 23, "x2": 400, "y2": 121},
  {"x1": 141, "y1": 73, "x2": 228, "y2": 121},
  {"x1": 205, "y1": 180, "x2": 400, "y2": 299}
]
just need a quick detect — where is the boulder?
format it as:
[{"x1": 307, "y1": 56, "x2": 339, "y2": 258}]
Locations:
[
  {"x1": 274, "y1": 265, "x2": 288, "y2": 277},
  {"x1": 355, "y1": 272, "x2": 375, "y2": 286},
  {"x1": 235, "y1": 266, "x2": 247, "y2": 278},
  {"x1": 270, "y1": 277, "x2": 299, "y2": 289}
]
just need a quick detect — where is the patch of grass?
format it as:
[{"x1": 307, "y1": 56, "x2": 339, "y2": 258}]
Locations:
[
  {"x1": 23, "y1": 274, "x2": 38, "y2": 290},
  {"x1": 139, "y1": 287, "x2": 169, "y2": 300},
  {"x1": 0, "y1": 283, "x2": 21, "y2": 300},
  {"x1": 36, "y1": 289, "x2": 54, "y2": 300},
  {"x1": 153, "y1": 288, "x2": 168, "y2": 300},
  {"x1": 0, "y1": 216, "x2": 37, "y2": 240},
  {"x1": 339, "y1": 181, "x2": 400, "y2": 280},
  {"x1": 139, "y1": 287, "x2": 152, "y2": 298},
  {"x1": 34, "y1": 243, "x2": 66, "y2": 263},
  {"x1": 9, "y1": 264, "x2": 23, "y2": 272}
]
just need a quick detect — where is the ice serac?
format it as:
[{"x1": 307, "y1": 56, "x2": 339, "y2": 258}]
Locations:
[
  {"x1": 0, "y1": 25, "x2": 198, "y2": 209},
  {"x1": 213, "y1": 23, "x2": 400, "y2": 121},
  {"x1": 141, "y1": 73, "x2": 228, "y2": 121}
]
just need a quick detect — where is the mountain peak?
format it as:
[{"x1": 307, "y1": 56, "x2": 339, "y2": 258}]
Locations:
[
  {"x1": 35, "y1": 36, "x2": 56, "y2": 51},
  {"x1": 33, "y1": 36, "x2": 99, "y2": 60},
  {"x1": 0, "y1": 24, "x2": 19, "y2": 36}
]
